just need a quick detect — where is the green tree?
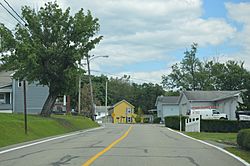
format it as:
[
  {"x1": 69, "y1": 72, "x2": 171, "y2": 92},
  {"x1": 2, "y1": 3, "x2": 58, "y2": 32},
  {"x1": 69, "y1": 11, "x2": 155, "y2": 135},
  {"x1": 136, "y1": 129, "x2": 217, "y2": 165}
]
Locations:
[
  {"x1": 0, "y1": 2, "x2": 102, "y2": 116},
  {"x1": 162, "y1": 43, "x2": 200, "y2": 90}
]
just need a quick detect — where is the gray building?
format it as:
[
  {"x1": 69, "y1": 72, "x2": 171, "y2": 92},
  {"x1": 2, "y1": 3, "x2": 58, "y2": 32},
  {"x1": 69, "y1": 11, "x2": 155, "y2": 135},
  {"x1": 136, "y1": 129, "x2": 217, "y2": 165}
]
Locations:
[
  {"x1": 179, "y1": 90, "x2": 244, "y2": 120},
  {"x1": 0, "y1": 71, "x2": 49, "y2": 114},
  {"x1": 155, "y1": 96, "x2": 180, "y2": 121},
  {"x1": 95, "y1": 105, "x2": 111, "y2": 123}
]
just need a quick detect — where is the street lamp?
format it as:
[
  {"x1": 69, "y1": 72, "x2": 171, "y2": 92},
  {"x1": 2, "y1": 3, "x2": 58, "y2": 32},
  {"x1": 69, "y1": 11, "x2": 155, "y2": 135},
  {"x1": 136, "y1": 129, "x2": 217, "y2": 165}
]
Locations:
[{"x1": 79, "y1": 55, "x2": 108, "y2": 120}]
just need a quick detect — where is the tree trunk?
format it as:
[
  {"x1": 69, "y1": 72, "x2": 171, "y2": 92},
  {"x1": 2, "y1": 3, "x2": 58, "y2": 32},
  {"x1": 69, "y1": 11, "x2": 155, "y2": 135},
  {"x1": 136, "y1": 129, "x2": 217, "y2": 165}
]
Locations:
[{"x1": 40, "y1": 92, "x2": 58, "y2": 117}]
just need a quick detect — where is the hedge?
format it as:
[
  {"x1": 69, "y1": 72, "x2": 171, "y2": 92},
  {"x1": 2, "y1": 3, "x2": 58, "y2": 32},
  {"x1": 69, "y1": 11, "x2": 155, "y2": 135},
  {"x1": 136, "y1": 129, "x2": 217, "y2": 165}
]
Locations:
[
  {"x1": 164, "y1": 116, "x2": 187, "y2": 131},
  {"x1": 201, "y1": 120, "x2": 250, "y2": 132},
  {"x1": 153, "y1": 117, "x2": 161, "y2": 124},
  {"x1": 237, "y1": 129, "x2": 250, "y2": 150},
  {"x1": 201, "y1": 119, "x2": 238, "y2": 132},
  {"x1": 164, "y1": 115, "x2": 250, "y2": 132}
]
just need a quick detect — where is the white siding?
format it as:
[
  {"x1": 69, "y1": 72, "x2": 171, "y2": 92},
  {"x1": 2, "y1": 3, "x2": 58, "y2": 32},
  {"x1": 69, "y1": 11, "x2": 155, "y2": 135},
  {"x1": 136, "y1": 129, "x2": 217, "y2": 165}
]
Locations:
[{"x1": 162, "y1": 104, "x2": 179, "y2": 118}]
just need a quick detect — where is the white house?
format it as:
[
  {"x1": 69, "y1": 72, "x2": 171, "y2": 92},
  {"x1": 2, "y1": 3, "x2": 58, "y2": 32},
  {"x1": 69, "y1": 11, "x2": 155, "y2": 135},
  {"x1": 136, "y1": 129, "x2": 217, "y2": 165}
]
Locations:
[
  {"x1": 155, "y1": 96, "x2": 180, "y2": 121},
  {"x1": 95, "y1": 106, "x2": 111, "y2": 123},
  {"x1": 179, "y1": 90, "x2": 245, "y2": 120}
]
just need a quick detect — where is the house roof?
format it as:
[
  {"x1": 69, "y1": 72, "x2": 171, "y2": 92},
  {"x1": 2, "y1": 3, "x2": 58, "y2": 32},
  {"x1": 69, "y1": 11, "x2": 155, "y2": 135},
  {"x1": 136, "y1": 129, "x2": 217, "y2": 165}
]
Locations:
[
  {"x1": 155, "y1": 96, "x2": 179, "y2": 106},
  {"x1": 111, "y1": 99, "x2": 135, "y2": 109},
  {"x1": 183, "y1": 90, "x2": 243, "y2": 101},
  {"x1": 95, "y1": 106, "x2": 111, "y2": 113},
  {"x1": 0, "y1": 71, "x2": 13, "y2": 88}
]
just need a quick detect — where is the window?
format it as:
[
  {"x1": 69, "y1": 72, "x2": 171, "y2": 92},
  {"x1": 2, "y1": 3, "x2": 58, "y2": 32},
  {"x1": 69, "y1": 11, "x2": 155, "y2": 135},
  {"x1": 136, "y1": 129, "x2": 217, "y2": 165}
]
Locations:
[
  {"x1": 0, "y1": 93, "x2": 5, "y2": 104},
  {"x1": 18, "y1": 80, "x2": 22, "y2": 87},
  {"x1": 126, "y1": 108, "x2": 131, "y2": 114}
]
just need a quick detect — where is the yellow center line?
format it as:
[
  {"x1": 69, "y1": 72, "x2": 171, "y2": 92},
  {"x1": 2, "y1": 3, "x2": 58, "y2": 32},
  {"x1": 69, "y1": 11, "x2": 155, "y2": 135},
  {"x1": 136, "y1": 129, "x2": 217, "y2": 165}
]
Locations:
[{"x1": 82, "y1": 125, "x2": 133, "y2": 166}]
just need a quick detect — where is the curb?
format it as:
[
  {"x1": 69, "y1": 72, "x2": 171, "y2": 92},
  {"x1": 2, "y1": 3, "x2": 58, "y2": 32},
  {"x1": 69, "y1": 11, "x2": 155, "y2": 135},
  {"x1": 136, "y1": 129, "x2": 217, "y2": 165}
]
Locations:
[
  {"x1": 167, "y1": 128, "x2": 250, "y2": 166},
  {"x1": 0, "y1": 126, "x2": 104, "y2": 155}
]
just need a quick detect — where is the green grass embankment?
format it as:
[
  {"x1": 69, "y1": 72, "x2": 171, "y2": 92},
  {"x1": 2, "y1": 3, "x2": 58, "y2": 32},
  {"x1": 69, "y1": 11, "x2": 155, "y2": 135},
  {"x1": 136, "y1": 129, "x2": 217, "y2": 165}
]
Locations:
[{"x1": 0, "y1": 113, "x2": 99, "y2": 148}]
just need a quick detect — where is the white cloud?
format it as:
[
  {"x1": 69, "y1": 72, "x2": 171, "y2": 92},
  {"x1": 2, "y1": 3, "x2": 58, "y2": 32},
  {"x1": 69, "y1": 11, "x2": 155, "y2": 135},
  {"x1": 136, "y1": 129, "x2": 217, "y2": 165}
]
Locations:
[
  {"x1": 118, "y1": 69, "x2": 171, "y2": 84},
  {"x1": 1, "y1": 0, "x2": 244, "y2": 83},
  {"x1": 225, "y1": 2, "x2": 250, "y2": 69}
]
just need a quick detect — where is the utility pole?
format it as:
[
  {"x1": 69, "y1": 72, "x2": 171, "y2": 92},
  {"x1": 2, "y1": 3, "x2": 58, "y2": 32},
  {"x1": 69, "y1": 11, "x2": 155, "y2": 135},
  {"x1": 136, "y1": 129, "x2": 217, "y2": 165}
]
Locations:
[
  {"x1": 23, "y1": 80, "x2": 27, "y2": 135},
  {"x1": 78, "y1": 72, "x2": 81, "y2": 115},
  {"x1": 86, "y1": 55, "x2": 95, "y2": 120},
  {"x1": 105, "y1": 81, "x2": 108, "y2": 123}
]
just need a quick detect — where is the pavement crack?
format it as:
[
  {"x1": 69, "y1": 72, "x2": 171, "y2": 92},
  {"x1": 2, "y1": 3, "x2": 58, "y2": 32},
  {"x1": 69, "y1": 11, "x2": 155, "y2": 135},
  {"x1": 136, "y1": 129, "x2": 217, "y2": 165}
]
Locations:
[
  {"x1": 160, "y1": 130, "x2": 179, "y2": 140},
  {"x1": 51, "y1": 155, "x2": 79, "y2": 166},
  {"x1": 0, "y1": 150, "x2": 47, "y2": 162}
]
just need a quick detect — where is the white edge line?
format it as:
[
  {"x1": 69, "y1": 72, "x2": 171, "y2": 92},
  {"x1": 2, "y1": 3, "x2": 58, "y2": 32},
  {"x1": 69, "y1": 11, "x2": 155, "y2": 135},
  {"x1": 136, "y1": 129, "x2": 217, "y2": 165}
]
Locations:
[
  {"x1": 167, "y1": 128, "x2": 250, "y2": 166},
  {"x1": 0, "y1": 126, "x2": 104, "y2": 155}
]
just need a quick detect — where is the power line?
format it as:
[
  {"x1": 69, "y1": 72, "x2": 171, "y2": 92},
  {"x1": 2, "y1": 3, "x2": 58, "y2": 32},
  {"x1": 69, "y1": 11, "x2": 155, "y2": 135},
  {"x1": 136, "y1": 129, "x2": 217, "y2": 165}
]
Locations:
[
  {"x1": 0, "y1": 2, "x2": 26, "y2": 27},
  {"x1": 3, "y1": 0, "x2": 27, "y2": 26},
  {"x1": 91, "y1": 70, "x2": 161, "y2": 84}
]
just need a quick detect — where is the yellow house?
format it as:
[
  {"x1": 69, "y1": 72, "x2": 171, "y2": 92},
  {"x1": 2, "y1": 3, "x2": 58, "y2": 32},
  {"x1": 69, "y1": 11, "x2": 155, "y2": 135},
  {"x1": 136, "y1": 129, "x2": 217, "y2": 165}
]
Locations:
[{"x1": 109, "y1": 100, "x2": 136, "y2": 124}]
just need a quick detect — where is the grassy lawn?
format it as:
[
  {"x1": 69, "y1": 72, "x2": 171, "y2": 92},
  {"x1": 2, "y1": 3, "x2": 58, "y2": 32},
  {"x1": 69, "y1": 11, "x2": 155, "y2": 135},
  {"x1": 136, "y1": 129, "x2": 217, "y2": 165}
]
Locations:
[
  {"x1": 0, "y1": 113, "x2": 99, "y2": 148},
  {"x1": 185, "y1": 132, "x2": 250, "y2": 164},
  {"x1": 185, "y1": 132, "x2": 237, "y2": 145}
]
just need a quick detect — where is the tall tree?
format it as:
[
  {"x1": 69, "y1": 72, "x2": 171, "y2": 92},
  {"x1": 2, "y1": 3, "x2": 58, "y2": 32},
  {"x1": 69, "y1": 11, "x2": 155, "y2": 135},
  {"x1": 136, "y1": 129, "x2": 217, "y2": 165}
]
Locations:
[
  {"x1": 162, "y1": 43, "x2": 200, "y2": 90},
  {"x1": 0, "y1": 2, "x2": 102, "y2": 116}
]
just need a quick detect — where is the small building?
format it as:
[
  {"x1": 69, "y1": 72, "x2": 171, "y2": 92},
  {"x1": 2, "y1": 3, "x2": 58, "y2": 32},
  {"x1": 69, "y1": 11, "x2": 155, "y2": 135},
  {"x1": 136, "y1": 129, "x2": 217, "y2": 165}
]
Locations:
[
  {"x1": 95, "y1": 106, "x2": 111, "y2": 123},
  {"x1": 179, "y1": 90, "x2": 244, "y2": 120},
  {"x1": 155, "y1": 96, "x2": 180, "y2": 122},
  {"x1": 108, "y1": 100, "x2": 136, "y2": 124}
]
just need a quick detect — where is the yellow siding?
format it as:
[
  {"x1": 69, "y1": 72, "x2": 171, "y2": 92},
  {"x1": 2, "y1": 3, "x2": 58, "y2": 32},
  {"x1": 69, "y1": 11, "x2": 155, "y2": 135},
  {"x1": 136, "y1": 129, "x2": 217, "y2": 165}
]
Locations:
[{"x1": 113, "y1": 101, "x2": 135, "y2": 124}]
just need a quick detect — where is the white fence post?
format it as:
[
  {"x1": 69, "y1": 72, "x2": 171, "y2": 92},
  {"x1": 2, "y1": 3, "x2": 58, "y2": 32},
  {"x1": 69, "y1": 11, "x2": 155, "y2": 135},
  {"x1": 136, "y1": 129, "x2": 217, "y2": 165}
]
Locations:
[{"x1": 185, "y1": 115, "x2": 201, "y2": 132}]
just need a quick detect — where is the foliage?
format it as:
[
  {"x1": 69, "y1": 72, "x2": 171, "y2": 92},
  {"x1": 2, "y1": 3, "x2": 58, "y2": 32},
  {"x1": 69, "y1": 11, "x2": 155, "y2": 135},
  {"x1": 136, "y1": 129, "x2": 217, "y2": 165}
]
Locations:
[
  {"x1": 153, "y1": 117, "x2": 161, "y2": 124},
  {"x1": 200, "y1": 120, "x2": 250, "y2": 132},
  {"x1": 201, "y1": 119, "x2": 239, "y2": 132},
  {"x1": 162, "y1": 43, "x2": 250, "y2": 109},
  {"x1": 237, "y1": 129, "x2": 250, "y2": 150},
  {"x1": 164, "y1": 116, "x2": 187, "y2": 131},
  {"x1": 0, "y1": 2, "x2": 102, "y2": 116},
  {"x1": 80, "y1": 75, "x2": 165, "y2": 114}
]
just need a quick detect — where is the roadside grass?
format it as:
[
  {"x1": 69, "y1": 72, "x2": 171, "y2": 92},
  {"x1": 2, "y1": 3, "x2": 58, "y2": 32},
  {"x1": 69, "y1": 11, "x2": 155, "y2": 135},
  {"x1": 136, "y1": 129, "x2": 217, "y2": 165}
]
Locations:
[
  {"x1": 185, "y1": 132, "x2": 237, "y2": 145},
  {"x1": 226, "y1": 147, "x2": 250, "y2": 163},
  {"x1": 185, "y1": 132, "x2": 250, "y2": 164},
  {"x1": 0, "y1": 113, "x2": 99, "y2": 148}
]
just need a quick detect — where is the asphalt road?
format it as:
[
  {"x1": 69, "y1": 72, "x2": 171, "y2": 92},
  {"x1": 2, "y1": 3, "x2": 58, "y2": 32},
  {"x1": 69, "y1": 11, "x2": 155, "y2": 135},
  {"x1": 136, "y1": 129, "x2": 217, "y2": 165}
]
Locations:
[{"x1": 0, "y1": 124, "x2": 247, "y2": 166}]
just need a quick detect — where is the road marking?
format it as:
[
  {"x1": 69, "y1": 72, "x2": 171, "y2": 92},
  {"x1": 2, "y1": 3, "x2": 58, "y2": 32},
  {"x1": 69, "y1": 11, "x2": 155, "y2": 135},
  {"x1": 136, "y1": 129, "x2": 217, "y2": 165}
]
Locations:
[
  {"x1": 0, "y1": 126, "x2": 104, "y2": 155},
  {"x1": 167, "y1": 128, "x2": 250, "y2": 166},
  {"x1": 82, "y1": 125, "x2": 133, "y2": 166}
]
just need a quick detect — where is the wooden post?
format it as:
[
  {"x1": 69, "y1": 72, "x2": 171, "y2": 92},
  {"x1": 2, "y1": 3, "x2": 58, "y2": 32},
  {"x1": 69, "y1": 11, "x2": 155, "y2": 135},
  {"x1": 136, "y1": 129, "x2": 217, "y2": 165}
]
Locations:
[
  {"x1": 23, "y1": 80, "x2": 27, "y2": 134},
  {"x1": 66, "y1": 95, "x2": 70, "y2": 113}
]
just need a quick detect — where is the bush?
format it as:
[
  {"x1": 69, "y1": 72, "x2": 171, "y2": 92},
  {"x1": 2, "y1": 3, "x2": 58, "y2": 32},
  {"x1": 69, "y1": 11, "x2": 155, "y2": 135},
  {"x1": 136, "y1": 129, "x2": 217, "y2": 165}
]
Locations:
[
  {"x1": 135, "y1": 116, "x2": 141, "y2": 123},
  {"x1": 239, "y1": 121, "x2": 250, "y2": 130},
  {"x1": 200, "y1": 120, "x2": 250, "y2": 132},
  {"x1": 237, "y1": 129, "x2": 250, "y2": 150},
  {"x1": 164, "y1": 116, "x2": 187, "y2": 131},
  {"x1": 153, "y1": 117, "x2": 161, "y2": 124},
  {"x1": 201, "y1": 119, "x2": 239, "y2": 132}
]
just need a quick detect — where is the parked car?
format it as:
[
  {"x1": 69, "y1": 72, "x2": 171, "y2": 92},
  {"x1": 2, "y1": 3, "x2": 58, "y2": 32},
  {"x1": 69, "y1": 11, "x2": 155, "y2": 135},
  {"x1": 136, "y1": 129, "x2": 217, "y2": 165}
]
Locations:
[
  {"x1": 235, "y1": 111, "x2": 250, "y2": 121},
  {"x1": 187, "y1": 109, "x2": 228, "y2": 120}
]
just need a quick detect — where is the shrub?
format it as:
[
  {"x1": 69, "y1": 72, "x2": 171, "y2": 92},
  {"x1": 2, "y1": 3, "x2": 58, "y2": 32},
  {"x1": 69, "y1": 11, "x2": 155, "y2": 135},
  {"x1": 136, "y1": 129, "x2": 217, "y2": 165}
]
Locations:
[
  {"x1": 201, "y1": 119, "x2": 239, "y2": 132},
  {"x1": 153, "y1": 117, "x2": 161, "y2": 124},
  {"x1": 237, "y1": 129, "x2": 250, "y2": 150},
  {"x1": 135, "y1": 116, "x2": 141, "y2": 123},
  {"x1": 164, "y1": 116, "x2": 187, "y2": 131},
  {"x1": 238, "y1": 121, "x2": 250, "y2": 130},
  {"x1": 200, "y1": 120, "x2": 250, "y2": 132}
]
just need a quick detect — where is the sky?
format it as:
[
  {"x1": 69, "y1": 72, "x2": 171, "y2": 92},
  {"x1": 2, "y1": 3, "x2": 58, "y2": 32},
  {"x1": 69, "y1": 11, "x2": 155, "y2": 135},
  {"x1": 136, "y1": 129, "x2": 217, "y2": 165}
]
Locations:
[{"x1": 1, "y1": 0, "x2": 250, "y2": 84}]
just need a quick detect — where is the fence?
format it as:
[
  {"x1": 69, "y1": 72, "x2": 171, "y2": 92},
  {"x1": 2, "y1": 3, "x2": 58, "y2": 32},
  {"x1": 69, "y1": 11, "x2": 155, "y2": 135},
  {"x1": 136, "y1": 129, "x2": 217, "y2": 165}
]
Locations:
[{"x1": 185, "y1": 115, "x2": 201, "y2": 132}]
